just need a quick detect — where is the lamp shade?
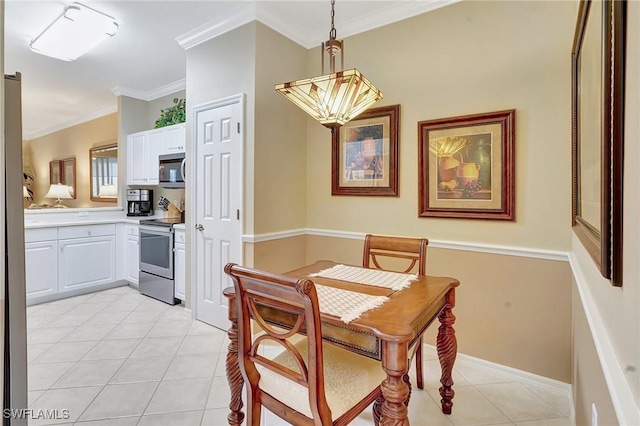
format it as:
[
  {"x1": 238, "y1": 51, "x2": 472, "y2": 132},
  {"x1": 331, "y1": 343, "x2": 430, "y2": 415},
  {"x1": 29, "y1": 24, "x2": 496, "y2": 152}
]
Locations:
[
  {"x1": 98, "y1": 185, "x2": 117, "y2": 198},
  {"x1": 45, "y1": 183, "x2": 73, "y2": 204},
  {"x1": 29, "y1": 3, "x2": 118, "y2": 61},
  {"x1": 275, "y1": 68, "x2": 383, "y2": 129}
]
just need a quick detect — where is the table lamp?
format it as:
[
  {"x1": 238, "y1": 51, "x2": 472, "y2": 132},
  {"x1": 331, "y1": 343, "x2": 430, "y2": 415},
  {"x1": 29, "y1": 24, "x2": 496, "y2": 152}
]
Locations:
[{"x1": 44, "y1": 183, "x2": 73, "y2": 207}]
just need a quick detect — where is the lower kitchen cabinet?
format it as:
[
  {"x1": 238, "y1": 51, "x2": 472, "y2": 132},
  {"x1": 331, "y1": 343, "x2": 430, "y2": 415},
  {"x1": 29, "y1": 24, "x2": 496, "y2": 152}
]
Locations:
[
  {"x1": 125, "y1": 225, "x2": 140, "y2": 285},
  {"x1": 59, "y1": 235, "x2": 116, "y2": 291},
  {"x1": 25, "y1": 240, "x2": 58, "y2": 298},
  {"x1": 174, "y1": 229, "x2": 186, "y2": 301}
]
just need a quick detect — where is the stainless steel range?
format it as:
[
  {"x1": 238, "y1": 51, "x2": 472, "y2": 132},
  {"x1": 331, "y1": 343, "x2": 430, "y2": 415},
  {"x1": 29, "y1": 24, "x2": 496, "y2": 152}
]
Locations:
[{"x1": 139, "y1": 217, "x2": 183, "y2": 305}]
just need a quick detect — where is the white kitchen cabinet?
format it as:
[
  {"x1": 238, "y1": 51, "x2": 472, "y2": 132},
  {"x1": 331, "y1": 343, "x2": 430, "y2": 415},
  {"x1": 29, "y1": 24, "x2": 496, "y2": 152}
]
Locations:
[
  {"x1": 127, "y1": 128, "x2": 163, "y2": 185},
  {"x1": 58, "y1": 225, "x2": 117, "y2": 292},
  {"x1": 124, "y1": 225, "x2": 139, "y2": 285},
  {"x1": 162, "y1": 123, "x2": 186, "y2": 153},
  {"x1": 174, "y1": 229, "x2": 186, "y2": 301},
  {"x1": 25, "y1": 240, "x2": 58, "y2": 298},
  {"x1": 127, "y1": 123, "x2": 186, "y2": 186},
  {"x1": 24, "y1": 228, "x2": 59, "y2": 299}
]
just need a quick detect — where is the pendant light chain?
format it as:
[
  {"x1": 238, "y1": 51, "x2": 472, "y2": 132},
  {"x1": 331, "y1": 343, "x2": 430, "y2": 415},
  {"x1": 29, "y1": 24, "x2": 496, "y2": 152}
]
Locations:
[{"x1": 329, "y1": 0, "x2": 336, "y2": 40}]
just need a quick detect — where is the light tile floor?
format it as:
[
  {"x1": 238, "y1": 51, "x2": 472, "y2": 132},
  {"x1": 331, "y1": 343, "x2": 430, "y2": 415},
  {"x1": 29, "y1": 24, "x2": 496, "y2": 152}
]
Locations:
[{"x1": 27, "y1": 286, "x2": 572, "y2": 426}]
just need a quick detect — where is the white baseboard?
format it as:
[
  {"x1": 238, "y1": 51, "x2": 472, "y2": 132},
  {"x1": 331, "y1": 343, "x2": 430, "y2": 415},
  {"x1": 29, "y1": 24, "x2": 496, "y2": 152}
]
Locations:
[{"x1": 422, "y1": 344, "x2": 571, "y2": 398}]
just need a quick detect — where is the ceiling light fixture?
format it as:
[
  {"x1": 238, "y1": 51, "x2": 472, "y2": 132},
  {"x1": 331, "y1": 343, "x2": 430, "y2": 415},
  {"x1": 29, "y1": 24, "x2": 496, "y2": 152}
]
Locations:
[
  {"x1": 274, "y1": 0, "x2": 383, "y2": 130},
  {"x1": 30, "y1": 3, "x2": 118, "y2": 62}
]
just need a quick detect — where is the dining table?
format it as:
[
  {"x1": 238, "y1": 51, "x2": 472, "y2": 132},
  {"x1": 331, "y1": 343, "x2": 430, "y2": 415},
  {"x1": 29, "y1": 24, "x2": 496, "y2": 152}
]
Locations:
[{"x1": 223, "y1": 260, "x2": 460, "y2": 426}]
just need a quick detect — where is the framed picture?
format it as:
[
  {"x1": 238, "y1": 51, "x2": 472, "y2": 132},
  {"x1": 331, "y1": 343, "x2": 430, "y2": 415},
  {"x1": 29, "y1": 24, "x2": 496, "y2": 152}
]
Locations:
[
  {"x1": 571, "y1": 0, "x2": 625, "y2": 286},
  {"x1": 62, "y1": 157, "x2": 76, "y2": 199},
  {"x1": 418, "y1": 109, "x2": 515, "y2": 220},
  {"x1": 49, "y1": 160, "x2": 62, "y2": 185},
  {"x1": 332, "y1": 104, "x2": 399, "y2": 196}
]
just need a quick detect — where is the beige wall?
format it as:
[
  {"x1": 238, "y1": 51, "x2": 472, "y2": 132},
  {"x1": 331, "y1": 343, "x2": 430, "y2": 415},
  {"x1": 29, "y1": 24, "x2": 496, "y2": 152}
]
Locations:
[
  {"x1": 26, "y1": 113, "x2": 118, "y2": 208},
  {"x1": 571, "y1": 1, "x2": 640, "y2": 422},
  {"x1": 305, "y1": 0, "x2": 575, "y2": 251},
  {"x1": 254, "y1": 22, "x2": 308, "y2": 236},
  {"x1": 306, "y1": 235, "x2": 572, "y2": 382}
]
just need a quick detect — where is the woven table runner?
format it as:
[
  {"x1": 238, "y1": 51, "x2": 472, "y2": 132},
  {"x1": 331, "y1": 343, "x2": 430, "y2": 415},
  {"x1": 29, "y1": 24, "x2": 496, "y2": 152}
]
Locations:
[
  {"x1": 310, "y1": 264, "x2": 417, "y2": 291},
  {"x1": 316, "y1": 284, "x2": 388, "y2": 324}
]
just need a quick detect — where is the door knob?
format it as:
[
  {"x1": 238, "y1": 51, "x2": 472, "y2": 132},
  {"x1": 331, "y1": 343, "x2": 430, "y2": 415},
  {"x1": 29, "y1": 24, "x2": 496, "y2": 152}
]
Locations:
[{"x1": 195, "y1": 224, "x2": 204, "y2": 231}]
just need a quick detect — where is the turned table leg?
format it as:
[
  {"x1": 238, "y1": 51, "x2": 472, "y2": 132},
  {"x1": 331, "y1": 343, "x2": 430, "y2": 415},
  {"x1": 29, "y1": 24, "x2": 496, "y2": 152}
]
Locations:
[
  {"x1": 380, "y1": 341, "x2": 411, "y2": 426},
  {"x1": 436, "y1": 288, "x2": 457, "y2": 415},
  {"x1": 223, "y1": 289, "x2": 245, "y2": 426}
]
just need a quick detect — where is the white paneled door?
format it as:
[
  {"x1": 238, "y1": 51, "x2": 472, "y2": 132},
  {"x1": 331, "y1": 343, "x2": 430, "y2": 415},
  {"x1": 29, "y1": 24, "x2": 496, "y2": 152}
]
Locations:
[{"x1": 194, "y1": 95, "x2": 243, "y2": 330}]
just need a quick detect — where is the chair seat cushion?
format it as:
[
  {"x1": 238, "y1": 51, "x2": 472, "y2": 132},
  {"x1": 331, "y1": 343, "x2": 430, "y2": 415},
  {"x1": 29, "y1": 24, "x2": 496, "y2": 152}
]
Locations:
[{"x1": 258, "y1": 339, "x2": 386, "y2": 420}]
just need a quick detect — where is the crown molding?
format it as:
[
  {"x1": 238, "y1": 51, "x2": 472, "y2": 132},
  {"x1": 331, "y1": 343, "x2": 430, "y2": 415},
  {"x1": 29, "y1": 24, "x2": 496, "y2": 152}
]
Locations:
[
  {"x1": 175, "y1": 0, "x2": 462, "y2": 50},
  {"x1": 111, "y1": 79, "x2": 186, "y2": 102},
  {"x1": 317, "y1": 0, "x2": 462, "y2": 48},
  {"x1": 176, "y1": 2, "x2": 257, "y2": 50},
  {"x1": 24, "y1": 105, "x2": 117, "y2": 140}
]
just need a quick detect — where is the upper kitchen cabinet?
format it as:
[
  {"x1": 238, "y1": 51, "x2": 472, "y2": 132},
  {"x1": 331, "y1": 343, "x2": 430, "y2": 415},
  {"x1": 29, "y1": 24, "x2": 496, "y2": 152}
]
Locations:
[
  {"x1": 163, "y1": 123, "x2": 186, "y2": 153},
  {"x1": 127, "y1": 123, "x2": 186, "y2": 186}
]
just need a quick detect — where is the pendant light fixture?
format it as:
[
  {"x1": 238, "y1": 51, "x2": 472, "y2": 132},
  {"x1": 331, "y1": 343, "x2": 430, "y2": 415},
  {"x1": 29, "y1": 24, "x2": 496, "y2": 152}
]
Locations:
[{"x1": 274, "y1": 0, "x2": 383, "y2": 130}]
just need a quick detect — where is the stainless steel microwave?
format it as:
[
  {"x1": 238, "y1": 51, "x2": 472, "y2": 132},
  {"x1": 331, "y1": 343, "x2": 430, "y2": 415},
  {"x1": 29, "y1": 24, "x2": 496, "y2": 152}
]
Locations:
[{"x1": 159, "y1": 153, "x2": 185, "y2": 188}]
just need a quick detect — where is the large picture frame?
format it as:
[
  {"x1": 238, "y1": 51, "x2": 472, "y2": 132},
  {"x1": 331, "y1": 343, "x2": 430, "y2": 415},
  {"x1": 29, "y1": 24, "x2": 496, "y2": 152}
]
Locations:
[
  {"x1": 418, "y1": 109, "x2": 515, "y2": 220},
  {"x1": 571, "y1": 0, "x2": 625, "y2": 286},
  {"x1": 331, "y1": 104, "x2": 399, "y2": 196}
]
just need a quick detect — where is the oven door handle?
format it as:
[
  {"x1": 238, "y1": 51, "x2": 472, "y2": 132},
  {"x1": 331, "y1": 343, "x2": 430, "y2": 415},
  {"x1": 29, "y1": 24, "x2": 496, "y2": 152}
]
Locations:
[
  {"x1": 180, "y1": 158, "x2": 186, "y2": 183},
  {"x1": 139, "y1": 225, "x2": 174, "y2": 235}
]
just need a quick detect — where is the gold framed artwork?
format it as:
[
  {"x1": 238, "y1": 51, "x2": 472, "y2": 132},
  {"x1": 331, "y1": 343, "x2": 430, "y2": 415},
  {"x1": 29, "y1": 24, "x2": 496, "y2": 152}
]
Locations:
[
  {"x1": 331, "y1": 104, "x2": 399, "y2": 196},
  {"x1": 571, "y1": 0, "x2": 625, "y2": 286},
  {"x1": 418, "y1": 109, "x2": 515, "y2": 220}
]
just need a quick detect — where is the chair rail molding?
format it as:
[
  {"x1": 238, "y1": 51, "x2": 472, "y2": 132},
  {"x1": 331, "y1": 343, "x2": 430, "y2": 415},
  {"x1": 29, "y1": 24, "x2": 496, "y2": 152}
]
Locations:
[{"x1": 242, "y1": 228, "x2": 569, "y2": 262}]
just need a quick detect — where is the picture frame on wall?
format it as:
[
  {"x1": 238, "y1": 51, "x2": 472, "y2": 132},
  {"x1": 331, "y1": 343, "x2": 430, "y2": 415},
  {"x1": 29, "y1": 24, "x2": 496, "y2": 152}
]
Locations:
[
  {"x1": 418, "y1": 109, "x2": 515, "y2": 221},
  {"x1": 331, "y1": 104, "x2": 399, "y2": 196},
  {"x1": 49, "y1": 159, "x2": 62, "y2": 185},
  {"x1": 571, "y1": 0, "x2": 625, "y2": 286},
  {"x1": 62, "y1": 157, "x2": 76, "y2": 199}
]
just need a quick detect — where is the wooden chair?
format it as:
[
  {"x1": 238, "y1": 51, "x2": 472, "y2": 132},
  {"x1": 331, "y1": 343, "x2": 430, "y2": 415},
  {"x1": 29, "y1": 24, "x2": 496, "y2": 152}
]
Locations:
[
  {"x1": 225, "y1": 263, "x2": 386, "y2": 426},
  {"x1": 362, "y1": 233, "x2": 429, "y2": 390}
]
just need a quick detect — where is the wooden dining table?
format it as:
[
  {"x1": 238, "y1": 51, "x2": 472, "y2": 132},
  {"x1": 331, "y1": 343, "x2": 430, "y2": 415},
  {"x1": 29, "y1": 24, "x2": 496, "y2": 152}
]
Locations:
[{"x1": 223, "y1": 260, "x2": 460, "y2": 426}]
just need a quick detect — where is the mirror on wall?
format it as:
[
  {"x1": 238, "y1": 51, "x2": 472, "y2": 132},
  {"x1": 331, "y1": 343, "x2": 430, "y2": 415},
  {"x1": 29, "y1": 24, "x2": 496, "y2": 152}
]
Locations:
[{"x1": 90, "y1": 144, "x2": 118, "y2": 202}]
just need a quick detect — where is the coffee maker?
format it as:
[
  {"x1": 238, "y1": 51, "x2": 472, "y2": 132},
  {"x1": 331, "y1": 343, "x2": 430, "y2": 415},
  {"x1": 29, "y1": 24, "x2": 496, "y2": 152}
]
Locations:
[{"x1": 126, "y1": 189, "x2": 153, "y2": 216}]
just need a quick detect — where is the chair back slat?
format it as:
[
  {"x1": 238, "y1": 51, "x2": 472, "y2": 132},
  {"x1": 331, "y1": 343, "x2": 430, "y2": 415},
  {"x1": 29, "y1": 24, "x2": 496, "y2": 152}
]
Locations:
[{"x1": 363, "y1": 234, "x2": 428, "y2": 275}]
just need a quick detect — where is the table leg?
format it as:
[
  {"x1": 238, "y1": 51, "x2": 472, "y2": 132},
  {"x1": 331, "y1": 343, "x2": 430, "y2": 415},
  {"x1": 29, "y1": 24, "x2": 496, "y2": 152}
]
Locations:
[
  {"x1": 380, "y1": 341, "x2": 411, "y2": 426},
  {"x1": 436, "y1": 288, "x2": 457, "y2": 415},
  {"x1": 224, "y1": 292, "x2": 245, "y2": 426}
]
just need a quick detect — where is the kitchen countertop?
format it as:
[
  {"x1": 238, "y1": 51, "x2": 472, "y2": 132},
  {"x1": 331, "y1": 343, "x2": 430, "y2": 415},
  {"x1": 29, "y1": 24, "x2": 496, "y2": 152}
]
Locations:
[
  {"x1": 173, "y1": 223, "x2": 186, "y2": 230},
  {"x1": 24, "y1": 215, "x2": 165, "y2": 229}
]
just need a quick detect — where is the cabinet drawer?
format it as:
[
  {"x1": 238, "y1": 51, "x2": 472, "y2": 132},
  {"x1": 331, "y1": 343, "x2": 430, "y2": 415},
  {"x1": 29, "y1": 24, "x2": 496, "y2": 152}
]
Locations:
[
  {"x1": 175, "y1": 230, "x2": 186, "y2": 244},
  {"x1": 25, "y1": 228, "x2": 57, "y2": 243},
  {"x1": 124, "y1": 224, "x2": 139, "y2": 236},
  {"x1": 58, "y1": 224, "x2": 116, "y2": 240}
]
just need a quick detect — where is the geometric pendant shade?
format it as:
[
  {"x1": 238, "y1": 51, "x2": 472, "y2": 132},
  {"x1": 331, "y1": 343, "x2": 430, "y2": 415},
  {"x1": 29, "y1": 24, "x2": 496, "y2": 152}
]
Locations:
[{"x1": 275, "y1": 68, "x2": 383, "y2": 129}]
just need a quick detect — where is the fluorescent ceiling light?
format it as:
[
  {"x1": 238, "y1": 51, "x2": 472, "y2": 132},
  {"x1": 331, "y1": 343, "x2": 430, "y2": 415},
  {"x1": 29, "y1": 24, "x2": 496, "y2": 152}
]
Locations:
[{"x1": 30, "y1": 3, "x2": 118, "y2": 61}]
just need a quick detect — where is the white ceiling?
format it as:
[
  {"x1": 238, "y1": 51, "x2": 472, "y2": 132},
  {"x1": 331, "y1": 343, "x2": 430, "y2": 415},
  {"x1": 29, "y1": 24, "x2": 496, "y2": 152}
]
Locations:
[{"x1": 5, "y1": 0, "x2": 458, "y2": 139}]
